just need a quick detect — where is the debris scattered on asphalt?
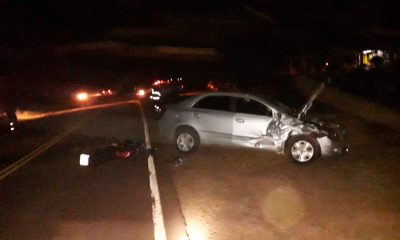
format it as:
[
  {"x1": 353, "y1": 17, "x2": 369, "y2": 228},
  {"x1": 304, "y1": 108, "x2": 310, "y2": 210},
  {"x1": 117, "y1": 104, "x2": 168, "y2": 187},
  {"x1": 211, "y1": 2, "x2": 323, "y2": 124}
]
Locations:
[{"x1": 166, "y1": 155, "x2": 185, "y2": 167}]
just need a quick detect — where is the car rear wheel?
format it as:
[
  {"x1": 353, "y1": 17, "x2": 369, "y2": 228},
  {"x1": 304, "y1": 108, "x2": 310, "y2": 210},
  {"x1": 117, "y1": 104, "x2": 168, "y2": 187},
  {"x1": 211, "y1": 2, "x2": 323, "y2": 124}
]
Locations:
[
  {"x1": 285, "y1": 135, "x2": 320, "y2": 163},
  {"x1": 175, "y1": 127, "x2": 199, "y2": 153}
]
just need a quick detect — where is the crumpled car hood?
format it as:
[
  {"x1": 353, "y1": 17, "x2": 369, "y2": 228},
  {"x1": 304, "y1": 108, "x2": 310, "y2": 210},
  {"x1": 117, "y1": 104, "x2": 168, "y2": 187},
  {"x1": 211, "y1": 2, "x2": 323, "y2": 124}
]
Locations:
[{"x1": 297, "y1": 80, "x2": 328, "y2": 119}]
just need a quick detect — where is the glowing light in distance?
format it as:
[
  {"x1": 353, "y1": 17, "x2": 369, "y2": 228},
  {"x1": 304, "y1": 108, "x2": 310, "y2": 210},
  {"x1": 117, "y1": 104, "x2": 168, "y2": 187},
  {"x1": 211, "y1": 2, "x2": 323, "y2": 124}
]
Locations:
[
  {"x1": 136, "y1": 89, "x2": 146, "y2": 97},
  {"x1": 76, "y1": 92, "x2": 89, "y2": 101},
  {"x1": 101, "y1": 89, "x2": 113, "y2": 95},
  {"x1": 151, "y1": 89, "x2": 161, "y2": 96},
  {"x1": 16, "y1": 110, "x2": 46, "y2": 121},
  {"x1": 152, "y1": 80, "x2": 168, "y2": 86},
  {"x1": 150, "y1": 96, "x2": 160, "y2": 100}
]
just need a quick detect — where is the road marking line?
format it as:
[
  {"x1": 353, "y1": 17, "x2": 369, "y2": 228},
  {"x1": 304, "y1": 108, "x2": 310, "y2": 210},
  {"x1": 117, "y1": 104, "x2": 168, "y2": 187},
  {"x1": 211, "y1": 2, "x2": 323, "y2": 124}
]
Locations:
[
  {"x1": 138, "y1": 103, "x2": 168, "y2": 240},
  {"x1": 0, "y1": 121, "x2": 86, "y2": 181},
  {"x1": 0, "y1": 132, "x2": 64, "y2": 177},
  {"x1": 19, "y1": 100, "x2": 138, "y2": 121},
  {"x1": 0, "y1": 134, "x2": 66, "y2": 181}
]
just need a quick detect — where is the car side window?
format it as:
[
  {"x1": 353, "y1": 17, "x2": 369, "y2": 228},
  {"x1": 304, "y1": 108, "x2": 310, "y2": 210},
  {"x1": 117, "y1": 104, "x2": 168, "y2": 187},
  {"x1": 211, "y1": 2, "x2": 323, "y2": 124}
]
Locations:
[
  {"x1": 192, "y1": 96, "x2": 232, "y2": 112},
  {"x1": 235, "y1": 98, "x2": 272, "y2": 116}
]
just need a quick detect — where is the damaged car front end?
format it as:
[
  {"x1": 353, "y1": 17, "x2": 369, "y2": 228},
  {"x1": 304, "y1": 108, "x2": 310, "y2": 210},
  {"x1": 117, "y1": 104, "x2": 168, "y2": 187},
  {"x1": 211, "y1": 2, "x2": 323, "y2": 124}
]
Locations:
[
  {"x1": 158, "y1": 81, "x2": 349, "y2": 163},
  {"x1": 257, "y1": 81, "x2": 349, "y2": 162},
  {"x1": 257, "y1": 113, "x2": 349, "y2": 163}
]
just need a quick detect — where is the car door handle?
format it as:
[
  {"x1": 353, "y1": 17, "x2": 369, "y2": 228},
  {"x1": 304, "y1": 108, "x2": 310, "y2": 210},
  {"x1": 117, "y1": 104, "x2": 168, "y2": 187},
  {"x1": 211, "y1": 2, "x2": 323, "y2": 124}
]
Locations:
[
  {"x1": 235, "y1": 118, "x2": 245, "y2": 123},
  {"x1": 193, "y1": 113, "x2": 201, "y2": 118}
]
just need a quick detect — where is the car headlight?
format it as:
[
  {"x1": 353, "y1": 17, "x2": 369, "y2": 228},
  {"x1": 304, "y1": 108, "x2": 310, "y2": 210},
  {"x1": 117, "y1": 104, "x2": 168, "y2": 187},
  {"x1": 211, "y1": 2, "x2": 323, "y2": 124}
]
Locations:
[
  {"x1": 136, "y1": 89, "x2": 146, "y2": 97},
  {"x1": 76, "y1": 92, "x2": 89, "y2": 101}
]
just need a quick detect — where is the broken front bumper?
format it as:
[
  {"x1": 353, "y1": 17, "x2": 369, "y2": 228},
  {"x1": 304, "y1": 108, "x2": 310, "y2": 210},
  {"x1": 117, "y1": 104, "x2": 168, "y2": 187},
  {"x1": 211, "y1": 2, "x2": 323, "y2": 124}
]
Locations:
[{"x1": 317, "y1": 136, "x2": 349, "y2": 156}]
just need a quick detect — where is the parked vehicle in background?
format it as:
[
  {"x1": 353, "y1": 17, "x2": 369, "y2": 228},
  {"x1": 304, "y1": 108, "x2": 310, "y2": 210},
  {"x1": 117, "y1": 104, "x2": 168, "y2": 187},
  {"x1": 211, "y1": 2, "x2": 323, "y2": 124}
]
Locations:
[
  {"x1": 136, "y1": 77, "x2": 185, "y2": 119},
  {"x1": 158, "y1": 82, "x2": 348, "y2": 163},
  {"x1": 134, "y1": 77, "x2": 184, "y2": 99},
  {"x1": 69, "y1": 84, "x2": 115, "y2": 106}
]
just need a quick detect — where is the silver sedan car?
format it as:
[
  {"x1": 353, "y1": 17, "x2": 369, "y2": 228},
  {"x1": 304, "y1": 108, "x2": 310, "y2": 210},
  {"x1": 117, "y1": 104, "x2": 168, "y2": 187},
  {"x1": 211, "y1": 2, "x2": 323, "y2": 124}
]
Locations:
[{"x1": 158, "y1": 89, "x2": 348, "y2": 163}]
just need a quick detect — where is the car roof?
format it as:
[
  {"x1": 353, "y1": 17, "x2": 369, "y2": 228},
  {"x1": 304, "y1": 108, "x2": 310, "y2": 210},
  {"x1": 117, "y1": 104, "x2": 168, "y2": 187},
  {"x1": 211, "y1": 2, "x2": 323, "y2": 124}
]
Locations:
[{"x1": 177, "y1": 91, "x2": 273, "y2": 108}]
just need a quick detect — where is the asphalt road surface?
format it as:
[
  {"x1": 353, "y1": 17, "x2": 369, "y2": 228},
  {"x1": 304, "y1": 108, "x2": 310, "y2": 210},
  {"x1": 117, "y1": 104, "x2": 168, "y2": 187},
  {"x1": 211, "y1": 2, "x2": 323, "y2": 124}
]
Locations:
[
  {"x1": 1, "y1": 100, "x2": 399, "y2": 240},
  {"x1": 0, "y1": 102, "x2": 157, "y2": 240}
]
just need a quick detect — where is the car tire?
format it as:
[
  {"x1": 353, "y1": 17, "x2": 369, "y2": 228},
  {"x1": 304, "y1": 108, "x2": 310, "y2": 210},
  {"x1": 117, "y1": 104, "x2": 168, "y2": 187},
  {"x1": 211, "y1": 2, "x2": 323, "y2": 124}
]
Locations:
[
  {"x1": 285, "y1": 135, "x2": 320, "y2": 163},
  {"x1": 175, "y1": 127, "x2": 200, "y2": 154}
]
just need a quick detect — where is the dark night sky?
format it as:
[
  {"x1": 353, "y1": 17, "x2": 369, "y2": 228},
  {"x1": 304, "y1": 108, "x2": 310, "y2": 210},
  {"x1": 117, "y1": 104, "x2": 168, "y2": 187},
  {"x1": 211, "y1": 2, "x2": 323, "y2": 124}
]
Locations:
[
  {"x1": 1, "y1": 0, "x2": 399, "y2": 98},
  {"x1": 1, "y1": 0, "x2": 399, "y2": 48}
]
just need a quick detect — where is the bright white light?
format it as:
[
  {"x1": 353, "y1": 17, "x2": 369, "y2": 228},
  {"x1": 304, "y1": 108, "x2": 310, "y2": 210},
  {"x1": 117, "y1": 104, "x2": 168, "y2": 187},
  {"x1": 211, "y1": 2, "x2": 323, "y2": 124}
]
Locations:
[
  {"x1": 10, "y1": 127, "x2": 15, "y2": 131},
  {"x1": 136, "y1": 89, "x2": 145, "y2": 97},
  {"x1": 80, "y1": 154, "x2": 90, "y2": 166},
  {"x1": 363, "y1": 49, "x2": 373, "y2": 54},
  {"x1": 9, "y1": 122, "x2": 14, "y2": 126},
  {"x1": 150, "y1": 96, "x2": 160, "y2": 100},
  {"x1": 154, "y1": 105, "x2": 162, "y2": 112},
  {"x1": 76, "y1": 92, "x2": 88, "y2": 101},
  {"x1": 151, "y1": 89, "x2": 161, "y2": 96},
  {"x1": 187, "y1": 224, "x2": 207, "y2": 240}
]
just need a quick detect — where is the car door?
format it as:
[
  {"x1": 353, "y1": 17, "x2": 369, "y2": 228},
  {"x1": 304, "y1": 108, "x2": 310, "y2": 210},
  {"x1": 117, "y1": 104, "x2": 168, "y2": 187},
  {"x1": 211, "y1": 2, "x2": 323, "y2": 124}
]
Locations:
[
  {"x1": 232, "y1": 97, "x2": 274, "y2": 145},
  {"x1": 191, "y1": 95, "x2": 234, "y2": 144}
]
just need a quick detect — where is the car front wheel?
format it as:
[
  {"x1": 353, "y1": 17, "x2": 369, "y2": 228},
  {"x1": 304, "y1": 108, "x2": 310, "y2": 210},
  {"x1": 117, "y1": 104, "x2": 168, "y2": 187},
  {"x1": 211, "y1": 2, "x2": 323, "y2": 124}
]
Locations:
[
  {"x1": 175, "y1": 127, "x2": 199, "y2": 153},
  {"x1": 285, "y1": 135, "x2": 320, "y2": 163}
]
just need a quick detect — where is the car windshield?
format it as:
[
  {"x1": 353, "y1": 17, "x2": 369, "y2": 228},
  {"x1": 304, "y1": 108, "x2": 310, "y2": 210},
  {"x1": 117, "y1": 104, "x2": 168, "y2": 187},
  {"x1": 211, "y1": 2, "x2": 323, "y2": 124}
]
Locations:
[{"x1": 258, "y1": 95, "x2": 296, "y2": 116}]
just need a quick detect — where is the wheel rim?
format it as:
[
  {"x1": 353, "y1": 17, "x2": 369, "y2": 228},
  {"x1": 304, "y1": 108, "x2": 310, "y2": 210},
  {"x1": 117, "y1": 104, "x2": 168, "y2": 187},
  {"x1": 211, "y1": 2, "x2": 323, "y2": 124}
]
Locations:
[
  {"x1": 177, "y1": 133, "x2": 195, "y2": 152},
  {"x1": 291, "y1": 140, "x2": 314, "y2": 162}
]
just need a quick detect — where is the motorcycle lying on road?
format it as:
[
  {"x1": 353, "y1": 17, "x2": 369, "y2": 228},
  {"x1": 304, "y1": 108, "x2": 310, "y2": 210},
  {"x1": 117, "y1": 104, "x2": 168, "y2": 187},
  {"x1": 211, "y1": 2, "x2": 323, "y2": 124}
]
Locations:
[{"x1": 79, "y1": 139, "x2": 155, "y2": 167}]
